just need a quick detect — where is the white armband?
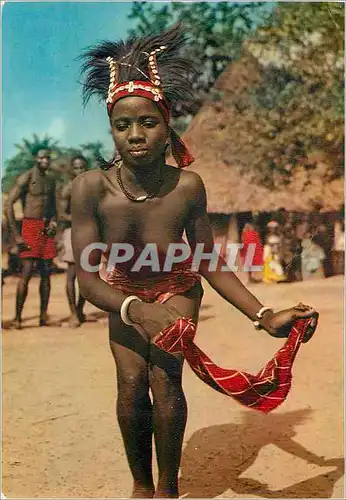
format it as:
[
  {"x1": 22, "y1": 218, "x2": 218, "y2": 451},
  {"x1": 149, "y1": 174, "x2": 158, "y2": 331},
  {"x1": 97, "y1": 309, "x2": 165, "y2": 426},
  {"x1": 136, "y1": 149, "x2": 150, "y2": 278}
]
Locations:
[{"x1": 120, "y1": 295, "x2": 142, "y2": 326}]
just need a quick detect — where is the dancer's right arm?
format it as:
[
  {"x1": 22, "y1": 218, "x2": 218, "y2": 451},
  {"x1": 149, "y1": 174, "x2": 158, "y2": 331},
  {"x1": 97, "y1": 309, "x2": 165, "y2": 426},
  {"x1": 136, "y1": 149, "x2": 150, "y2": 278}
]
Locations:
[
  {"x1": 71, "y1": 171, "x2": 180, "y2": 332},
  {"x1": 71, "y1": 171, "x2": 129, "y2": 313}
]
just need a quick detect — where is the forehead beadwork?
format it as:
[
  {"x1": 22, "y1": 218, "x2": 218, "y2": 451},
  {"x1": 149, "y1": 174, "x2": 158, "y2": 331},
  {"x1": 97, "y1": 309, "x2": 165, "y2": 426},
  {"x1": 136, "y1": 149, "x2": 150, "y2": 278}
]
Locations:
[
  {"x1": 107, "y1": 81, "x2": 164, "y2": 108},
  {"x1": 106, "y1": 45, "x2": 167, "y2": 107},
  {"x1": 80, "y1": 24, "x2": 195, "y2": 167}
]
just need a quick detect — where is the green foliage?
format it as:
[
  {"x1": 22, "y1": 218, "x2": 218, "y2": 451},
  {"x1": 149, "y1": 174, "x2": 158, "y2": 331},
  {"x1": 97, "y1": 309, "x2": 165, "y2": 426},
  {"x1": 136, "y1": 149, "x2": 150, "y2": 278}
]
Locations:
[
  {"x1": 128, "y1": 1, "x2": 273, "y2": 115},
  {"x1": 2, "y1": 136, "x2": 108, "y2": 193},
  {"x1": 249, "y1": 66, "x2": 302, "y2": 111},
  {"x1": 3, "y1": 4, "x2": 343, "y2": 195},
  {"x1": 128, "y1": 2, "x2": 343, "y2": 185},
  {"x1": 239, "y1": 2, "x2": 344, "y2": 183},
  {"x1": 78, "y1": 141, "x2": 107, "y2": 169},
  {"x1": 13, "y1": 133, "x2": 60, "y2": 157},
  {"x1": 2, "y1": 134, "x2": 61, "y2": 193}
]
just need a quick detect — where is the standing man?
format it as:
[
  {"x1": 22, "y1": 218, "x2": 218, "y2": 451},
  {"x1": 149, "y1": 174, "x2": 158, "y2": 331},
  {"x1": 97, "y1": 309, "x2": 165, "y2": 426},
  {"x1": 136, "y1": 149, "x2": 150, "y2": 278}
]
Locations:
[
  {"x1": 6, "y1": 148, "x2": 57, "y2": 329},
  {"x1": 57, "y1": 155, "x2": 88, "y2": 327},
  {"x1": 240, "y1": 220, "x2": 264, "y2": 283},
  {"x1": 73, "y1": 26, "x2": 318, "y2": 498}
]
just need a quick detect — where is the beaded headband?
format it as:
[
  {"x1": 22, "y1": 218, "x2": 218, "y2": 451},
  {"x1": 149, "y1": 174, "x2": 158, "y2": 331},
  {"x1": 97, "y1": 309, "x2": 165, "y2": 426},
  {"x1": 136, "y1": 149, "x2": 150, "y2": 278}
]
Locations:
[
  {"x1": 105, "y1": 46, "x2": 194, "y2": 168},
  {"x1": 106, "y1": 46, "x2": 168, "y2": 115}
]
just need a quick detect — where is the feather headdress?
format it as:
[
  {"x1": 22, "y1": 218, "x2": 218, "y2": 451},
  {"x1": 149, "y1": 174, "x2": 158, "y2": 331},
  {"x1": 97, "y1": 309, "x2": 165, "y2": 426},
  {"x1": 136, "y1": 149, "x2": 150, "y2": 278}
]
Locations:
[{"x1": 79, "y1": 24, "x2": 196, "y2": 167}]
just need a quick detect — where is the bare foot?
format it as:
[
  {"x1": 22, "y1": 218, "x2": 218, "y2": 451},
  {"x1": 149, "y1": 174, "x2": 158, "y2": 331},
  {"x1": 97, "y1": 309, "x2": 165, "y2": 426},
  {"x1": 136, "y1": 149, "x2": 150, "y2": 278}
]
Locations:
[
  {"x1": 68, "y1": 315, "x2": 81, "y2": 328},
  {"x1": 154, "y1": 489, "x2": 178, "y2": 498},
  {"x1": 39, "y1": 314, "x2": 48, "y2": 326},
  {"x1": 132, "y1": 485, "x2": 155, "y2": 498},
  {"x1": 77, "y1": 311, "x2": 86, "y2": 323},
  {"x1": 8, "y1": 319, "x2": 22, "y2": 330},
  {"x1": 39, "y1": 313, "x2": 55, "y2": 327}
]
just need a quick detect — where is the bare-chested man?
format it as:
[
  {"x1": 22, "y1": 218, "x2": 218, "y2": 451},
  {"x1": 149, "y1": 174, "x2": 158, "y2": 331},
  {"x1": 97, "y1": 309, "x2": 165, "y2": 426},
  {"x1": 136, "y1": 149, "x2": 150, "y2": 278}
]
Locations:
[
  {"x1": 72, "y1": 27, "x2": 318, "y2": 498},
  {"x1": 57, "y1": 155, "x2": 88, "y2": 327},
  {"x1": 7, "y1": 148, "x2": 57, "y2": 329}
]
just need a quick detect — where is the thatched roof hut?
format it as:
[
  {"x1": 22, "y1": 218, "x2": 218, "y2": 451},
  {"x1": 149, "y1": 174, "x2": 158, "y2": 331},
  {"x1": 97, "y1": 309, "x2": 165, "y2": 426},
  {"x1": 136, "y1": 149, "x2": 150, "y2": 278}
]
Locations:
[{"x1": 183, "y1": 58, "x2": 344, "y2": 213}]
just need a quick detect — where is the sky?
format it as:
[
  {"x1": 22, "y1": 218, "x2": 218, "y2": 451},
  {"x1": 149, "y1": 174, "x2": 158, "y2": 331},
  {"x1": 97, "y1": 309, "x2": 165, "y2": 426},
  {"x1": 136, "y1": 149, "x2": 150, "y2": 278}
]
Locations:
[
  {"x1": 2, "y1": 1, "x2": 275, "y2": 165},
  {"x1": 2, "y1": 1, "x2": 143, "y2": 164}
]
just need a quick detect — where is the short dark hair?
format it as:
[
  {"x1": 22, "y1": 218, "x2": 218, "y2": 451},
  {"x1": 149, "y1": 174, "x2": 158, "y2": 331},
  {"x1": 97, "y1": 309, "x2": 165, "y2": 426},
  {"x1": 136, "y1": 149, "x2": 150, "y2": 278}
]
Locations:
[
  {"x1": 71, "y1": 154, "x2": 88, "y2": 165},
  {"x1": 35, "y1": 147, "x2": 51, "y2": 157}
]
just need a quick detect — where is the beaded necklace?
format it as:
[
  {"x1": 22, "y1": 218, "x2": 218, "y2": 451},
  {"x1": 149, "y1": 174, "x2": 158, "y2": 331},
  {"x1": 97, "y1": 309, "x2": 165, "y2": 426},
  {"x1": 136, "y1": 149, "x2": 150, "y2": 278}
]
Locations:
[{"x1": 116, "y1": 162, "x2": 163, "y2": 202}]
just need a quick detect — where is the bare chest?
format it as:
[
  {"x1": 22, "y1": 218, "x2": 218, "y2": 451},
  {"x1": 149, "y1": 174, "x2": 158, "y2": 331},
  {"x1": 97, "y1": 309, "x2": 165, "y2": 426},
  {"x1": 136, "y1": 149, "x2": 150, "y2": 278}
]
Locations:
[
  {"x1": 28, "y1": 174, "x2": 50, "y2": 196},
  {"x1": 98, "y1": 189, "x2": 189, "y2": 247}
]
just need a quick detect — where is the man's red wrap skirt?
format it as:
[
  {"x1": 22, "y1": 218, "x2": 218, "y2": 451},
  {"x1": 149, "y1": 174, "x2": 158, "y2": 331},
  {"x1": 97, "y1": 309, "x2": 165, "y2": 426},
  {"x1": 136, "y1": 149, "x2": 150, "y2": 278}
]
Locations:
[{"x1": 20, "y1": 218, "x2": 56, "y2": 260}]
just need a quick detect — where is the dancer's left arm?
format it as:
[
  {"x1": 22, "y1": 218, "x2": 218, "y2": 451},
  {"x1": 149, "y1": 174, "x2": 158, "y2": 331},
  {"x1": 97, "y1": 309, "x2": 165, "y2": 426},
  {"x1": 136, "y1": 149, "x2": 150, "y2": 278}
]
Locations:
[{"x1": 185, "y1": 173, "x2": 318, "y2": 340}]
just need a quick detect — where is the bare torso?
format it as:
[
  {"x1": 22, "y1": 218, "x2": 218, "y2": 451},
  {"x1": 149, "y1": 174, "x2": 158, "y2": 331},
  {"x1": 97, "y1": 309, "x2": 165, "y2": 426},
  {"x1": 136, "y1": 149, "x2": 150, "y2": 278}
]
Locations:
[
  {"x1": 97, "y1": 165, "x2": 194, "y2": 253},
  {"x1": 22, "y1": 167, "x2": 56, "y2": 219},
  {"x1": 57, "y1": 181, "x2": 73, "y2": 227}
]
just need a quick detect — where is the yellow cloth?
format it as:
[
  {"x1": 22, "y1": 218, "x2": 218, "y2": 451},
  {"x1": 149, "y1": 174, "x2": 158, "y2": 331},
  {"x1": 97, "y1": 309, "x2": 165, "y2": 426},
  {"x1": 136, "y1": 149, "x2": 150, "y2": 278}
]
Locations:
[{"x1": 263, "y1": 254, "x2": 286, "y2": 283}]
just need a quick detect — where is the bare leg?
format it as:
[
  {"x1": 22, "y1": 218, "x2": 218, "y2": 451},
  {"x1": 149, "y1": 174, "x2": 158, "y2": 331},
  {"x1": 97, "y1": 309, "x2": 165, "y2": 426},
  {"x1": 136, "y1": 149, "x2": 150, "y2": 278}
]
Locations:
[
  {"x1": 66, "y1": 263, "x2": 81, "y2": 326},
  {"x1": 66, "y1": 263, "x2": 86, "y2": 325},
  {"x1": 150, "y1": 356, "x2": 186, "y2": 498},
  {"x1": 150, "y1": 283, "x2": 203, "y2": 498},
  {"x1": 66, "y1": 263, "x2": 77, "y2": 313},
  {"x1": 38, "y1": 259, "x2": 52, "y2": 326},
  {"x1": 14, "y1": 258, "x2": 34, "y2": 328},
  {"x1": 109, "y1": 313, "x2": 155, "y2": 498},
  {"x1": 76, "y1": 294, "x2": 86, "y2": 323}
]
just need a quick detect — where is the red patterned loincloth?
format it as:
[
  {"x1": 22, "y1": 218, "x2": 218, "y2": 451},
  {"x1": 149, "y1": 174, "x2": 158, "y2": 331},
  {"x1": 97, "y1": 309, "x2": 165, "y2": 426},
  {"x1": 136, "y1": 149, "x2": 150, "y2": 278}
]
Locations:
[
  {"x1": 155, "y1": 316, "x2": 313, "y2": 413},
  {"x1": 102, "y1": 251, "x2": 201, "y2": 303},
  {"x1": 104, "y1": 264, "x2": 315, "y2": 413},
  {"x1": 103, "y1": 266, "x2": 200, "y2": 303},
  {"x1": 20, "y1": 218, "x2": 56, "y2": 260}
]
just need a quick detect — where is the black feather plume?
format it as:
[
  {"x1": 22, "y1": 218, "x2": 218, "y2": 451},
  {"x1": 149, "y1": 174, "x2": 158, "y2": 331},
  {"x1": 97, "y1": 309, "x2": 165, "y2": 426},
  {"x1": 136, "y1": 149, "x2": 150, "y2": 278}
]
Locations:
[{"x1": 79, "y1": 24, "x2": 196, "y2": 110}]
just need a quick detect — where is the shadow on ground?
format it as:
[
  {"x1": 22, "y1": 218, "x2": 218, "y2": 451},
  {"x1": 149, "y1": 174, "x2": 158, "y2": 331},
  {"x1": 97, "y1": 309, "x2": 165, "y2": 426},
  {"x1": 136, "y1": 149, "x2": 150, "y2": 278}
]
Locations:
[
  {"x1": 2, "y1": 317, "x2": 63, "y2": 330},
  {"x1": 180, "y1": 409, "x2": 344, "y2": 498}
]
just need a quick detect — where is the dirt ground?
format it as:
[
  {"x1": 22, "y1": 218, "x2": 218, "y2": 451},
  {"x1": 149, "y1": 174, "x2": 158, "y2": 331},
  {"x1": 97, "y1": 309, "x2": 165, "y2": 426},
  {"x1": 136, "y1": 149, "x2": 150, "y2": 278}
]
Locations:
[{"x1": 1, "y1": 273, "x2": 344, "y2": 499}]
